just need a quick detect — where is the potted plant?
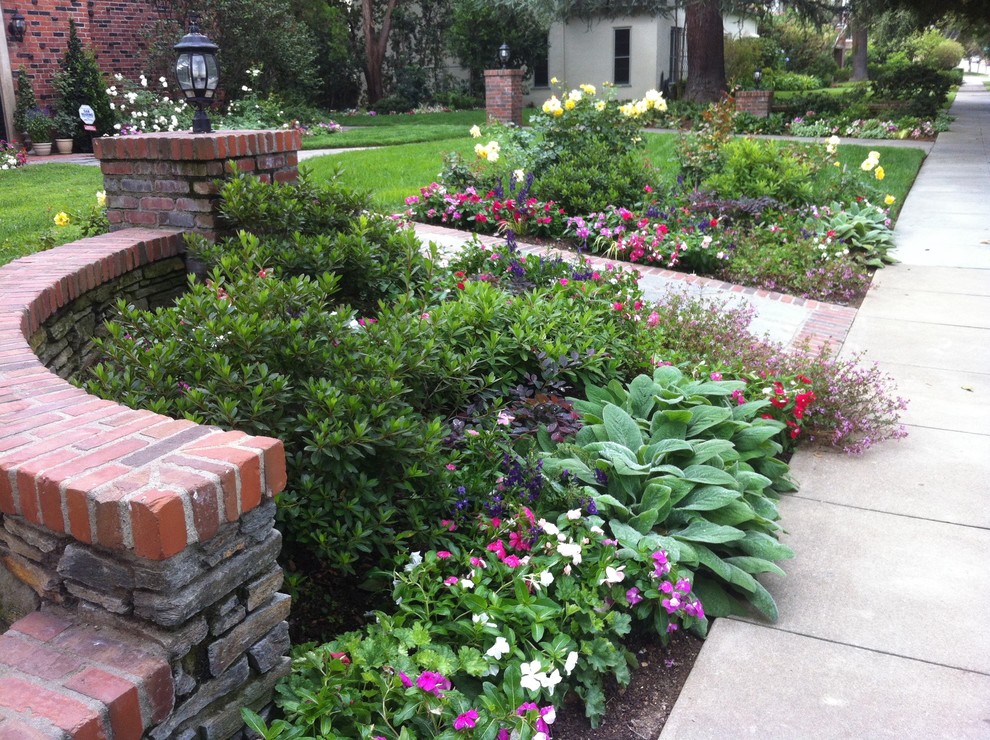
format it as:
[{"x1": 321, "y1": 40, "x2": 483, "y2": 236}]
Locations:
[
  {"x1": 52, "y1": 111, "x2": 78, "y2": 154},
  {"x1": 24, "y1": 108, "x2": 53, "y2": 155}
]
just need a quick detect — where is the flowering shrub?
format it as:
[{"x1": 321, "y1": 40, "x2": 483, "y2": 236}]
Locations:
[
  {"x1": 405, "y1": 180, "x2": 566, "y2": 238},
  {"x1": 106, "y1": 72, "x2": 191, "y2": 134},
  {"x1": 0, "y1": 140, "x2": 27, "y2": 170},
  {"x1": 641, "y1": 288, "x2": 907, "y2": 453},
  {"x1": 249, "y1": 469, "x2": 707, "y2": 737}
]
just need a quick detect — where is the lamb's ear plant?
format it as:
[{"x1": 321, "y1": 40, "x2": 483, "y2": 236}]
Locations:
[{"x1": 540, "y1": 366, "x2": 795, "y2": 621}]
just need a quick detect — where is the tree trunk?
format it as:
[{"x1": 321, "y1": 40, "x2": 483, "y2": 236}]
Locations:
[
  {"x1": 361, "y1": 0, "x2": 399, "y2": 104},
  {"x1": 851, "y1": 20, "x2": 869, "y2": 81},
  {"x1": 684, "y1": 0, "x2": 726, "y2": 103}
]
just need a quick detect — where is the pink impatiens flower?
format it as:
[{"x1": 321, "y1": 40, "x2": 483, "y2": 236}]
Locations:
[
  {"x1": 453, "y1": 709, "x2": 479, "y2": 730},
  {"x1": 417, "y1": 671, "x2": 451, "y2": 696}
]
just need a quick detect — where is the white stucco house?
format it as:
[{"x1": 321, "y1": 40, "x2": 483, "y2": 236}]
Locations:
[{"x1": 523, "y1": 11, "x2": 759, "y2": 106}]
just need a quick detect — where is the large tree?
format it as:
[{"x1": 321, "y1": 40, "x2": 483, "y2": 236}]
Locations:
[
  {"x1": 361, "y1": 0, "x2": 400, "y2": 104},
  {"x1": 684, "y1": 0, "x2": 728, "y2": 101}
]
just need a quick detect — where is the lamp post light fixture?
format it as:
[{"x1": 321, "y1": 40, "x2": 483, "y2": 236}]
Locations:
[
  {"x1": 7, "y1": 10, "x2": 26, "y2": 42},
  {"x1": 753, "y1": 69, "x2": 762, "y2": 90},
  {"x1": 498, "y1": 42, "x2": 511, "y2": 69},
  {"x1": 174, "y1": 13, "x2": 219, "y2": 134}
]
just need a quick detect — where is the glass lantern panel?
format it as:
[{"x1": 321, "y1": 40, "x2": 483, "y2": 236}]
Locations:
[
  {"x1": 175, "y1": 54, "x2": 196, "y2": 99},
  {"x1": 192, "y1": 54, "x2": 208, "y2": 92},
  {"x1": 204, "y1": 55, "x2": 219, "y2": 99}
]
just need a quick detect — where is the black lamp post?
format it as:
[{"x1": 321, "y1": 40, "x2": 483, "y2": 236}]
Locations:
[
  {"x1": 7, "y1": 10, "x2": 26, "y2": 42},
  {"x1": 498, "y1": 42, "x2": 511, "y2": 70},
  {"x1": 753, "y1": 69, "x2": 762, "y2": 90},
  {"x1": 174, "y1": 14, "x2": 219, "y2": 134}
]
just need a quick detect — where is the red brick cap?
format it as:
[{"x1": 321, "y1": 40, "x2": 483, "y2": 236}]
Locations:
[{"x1": 0, "y1": 230, "x2": 287, "y2": 560}]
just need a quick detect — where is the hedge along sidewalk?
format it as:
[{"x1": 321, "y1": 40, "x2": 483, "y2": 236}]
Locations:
[
  {"x1": 0, "y1": 228, "x2": 289, "y2": 738},
  {"x1": 412, "y1": 222, "x2": 857, "y2": 354}
]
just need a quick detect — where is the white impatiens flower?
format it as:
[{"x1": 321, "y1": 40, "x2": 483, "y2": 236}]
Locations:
[
  {"x1": 538, "y1": 668, "x2": 562, "y2": 694},
  {"x1": 472, "y1": 612, "x2": 493, "y2": 627},
  {"x1": 556, "y1": 541, "x2": 582, "y2": 564},
  {"x1": 539, "y1": 570, "x2": 554, "y2": 587},
  {"x1": 589, "y1": 524, "x2": 604, "y2": 536},
  {"x1": 600, "y1": 565, "x2": 626, "y2": 585},
  {"x1": 513, "y1": 169, "x2": 525, "y2": 183},
  {"x1": 566, "y1": 509, "x2": 582, "y2": 520},
  {"x1": 520, "y1": 660, "x2": 544, "y2": 692},
  {"x1": 563, "y1": 650, "x2": 579, "y2": 675},
  {"x1": 538, "y1": 518, "x2": 558, "y2": 536},
  {"x1": 403, "y1": 551, "x2": 423, "y2": 571},
  {"x1": 486, "y1": 636, "x2": 510, "y2": 660}
]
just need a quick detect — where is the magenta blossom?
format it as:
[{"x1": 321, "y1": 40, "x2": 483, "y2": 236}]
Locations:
[
  {"x1": 399, "y1": 671, "x2": 413, "y2": 687},
  {"x1": 437, "y1": 550, "x2": 452, "y2": 559},
  {"x1": 453, "y1": 709, "x2": 479, "y2": 730},
  {"x1": 417, "y1": 671, "x2": 451, "y2": 696},
  {"x1": 626, "y1": 587, "x2": 643, "y2": 605}
]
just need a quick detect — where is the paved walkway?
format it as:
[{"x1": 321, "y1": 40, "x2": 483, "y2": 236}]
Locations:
[{"x1": 660, "y1": 76, "x2": 990, "y2": 739}]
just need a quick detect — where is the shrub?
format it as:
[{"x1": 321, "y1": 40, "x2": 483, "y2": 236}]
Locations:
[
  {"x1": 701, "y1": 137, "x2": 817, "y2": 205},
  {"x1": 678, "y1": 95, "x2": 736, "y2": 185},
  {"x1": 769, "y1": 72, "x2": 822, "y2": 91},
  {"x1": 641, "y1": 289, "x2": 908, "y2": 454},
  {"x1": 52, "y1": 20, "x2": 115, "y2": 150},
  {"x1": 12, "y1": 69, "x2": 36, "y2": 140},
  {"x1": 870, "y1": 63, "x2": 952, "y2": 118},
  {"x1": 540, "y1": 366, "x2": 796, "y2": 621}
]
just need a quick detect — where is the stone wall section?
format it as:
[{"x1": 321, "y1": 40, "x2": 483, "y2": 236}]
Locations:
[{"x1": 0, "y1": 228, "x2": 291, "y2": 738}]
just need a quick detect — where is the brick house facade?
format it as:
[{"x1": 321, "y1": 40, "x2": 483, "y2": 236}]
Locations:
[{"x1": 1, "y1": 0, "x2": 160, "y2": 142}]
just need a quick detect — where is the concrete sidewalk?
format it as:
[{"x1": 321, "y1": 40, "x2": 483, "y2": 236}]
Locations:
[{"x1": 660, "y1": 77, "x2": 990, "y2": 739}]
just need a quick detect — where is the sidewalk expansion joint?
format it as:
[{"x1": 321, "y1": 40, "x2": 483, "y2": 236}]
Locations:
[
  {"x1": 787, "y1": 493, "x2": 990, "y2": 532},
  {"x1": 728, "y1": 619, "x2": 990, "y2": 678}
]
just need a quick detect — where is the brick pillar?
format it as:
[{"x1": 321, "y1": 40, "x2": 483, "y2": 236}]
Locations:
[
  {"x1": 94, "y1": 130, "x2": 302, "y2": 241},
  {"x1": 735, "y1": 90, "x2": 774, "y2": 118},
  {"x1": 484, "y1": 69, "x2": 524, "y2": 126}
]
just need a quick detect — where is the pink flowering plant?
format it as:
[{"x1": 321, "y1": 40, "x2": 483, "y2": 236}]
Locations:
[
  {"x1": 261, "y1": 491, "x2": 706, "y2": 737},
  {"x1": 1, "y1": 139, "x2": 27, "y2": 170}
]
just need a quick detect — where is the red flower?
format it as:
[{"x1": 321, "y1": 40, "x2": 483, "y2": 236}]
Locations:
[{"x1": 456, "y1": 282, "x2": 466, "y2": 290}]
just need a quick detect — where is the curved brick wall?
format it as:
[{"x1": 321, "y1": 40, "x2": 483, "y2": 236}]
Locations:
[{"x1": 0, "y1": 230, "x2": 289, "y2": 738}]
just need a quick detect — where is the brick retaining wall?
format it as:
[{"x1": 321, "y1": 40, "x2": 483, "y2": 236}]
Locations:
[{"x1": 0, "y1": 228, "x2": 290, "y2": 736}]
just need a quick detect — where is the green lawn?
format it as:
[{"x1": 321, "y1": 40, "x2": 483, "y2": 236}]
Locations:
[
  {"x1": 302, "y1": 109, "x2": 539, "y2": 150},
  {"x1": 302, "y1": 138, "x2": 477, "y2": 210},
  {"x1": 0, "y1": 164, "x2": 104, "y2": 267}
]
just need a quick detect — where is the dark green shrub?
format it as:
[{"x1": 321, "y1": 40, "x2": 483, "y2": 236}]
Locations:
[
  {"x1": 52, "y1": 20, "x2": 116, "y2": 151},
  {"x1": 373, "y1": 95, "x2": 415, "y2": 114},
  {"x1": 870, "y1": 63, "x2": 952, "y2": 118},
  {"x1": 534, "y1": 145, "x2": 652, "y2": 215},
  {"x1": 13, "y1": 68, "x2": 36, "y2": 140}
]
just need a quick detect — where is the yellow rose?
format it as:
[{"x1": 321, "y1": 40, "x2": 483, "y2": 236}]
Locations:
[
  {"x1": 595, "y1": 101, "x2": 606, "y2": 112},
  {"x1": 474, "y1": 143, "x2": 487, "y2": 159},
  {"x1": 54, "y1": 212, "x2": 71, "y2": 227},
  {"x1": 580, "y1": 84, "x2": 596, "y2": 95},
  {"x1": 564, "y1": 99, "x2": 576, "y2": 110},
  {"x1": 860, "y1": 159, "x2": 875, "y2": 171},
  {"x1": 550, "y1": 77, "x2": 558, "y2": 85},
  {"x1": 469, "y1": 125, "x2": 482, "y2": 138},
  {"x1": 96, "y1": 191, "x2": 106, "y2": 207},
  {"x1": 869, "y1": 151, "x2": 880, "y2": 160},
  {"x1": 884, "y1": 194, "x2": 896, "y2": 205},
  {"x1": 874, "y1": 166, "x2": 885, "y2": 181},
  {"x1": 553, "y1": 108, "x2": 563, "y2": 117}
]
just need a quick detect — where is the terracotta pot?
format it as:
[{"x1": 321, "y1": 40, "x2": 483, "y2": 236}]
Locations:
[
  {"x1": 32, "y1": 142, "x2": 52, "y2": 156},
  {"x1": 55, "y1": 138, "x2": 73, "y2": 155}
]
